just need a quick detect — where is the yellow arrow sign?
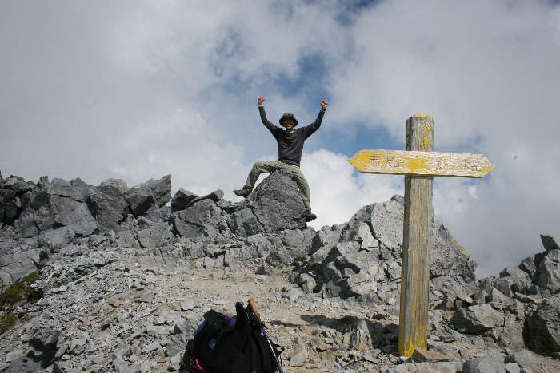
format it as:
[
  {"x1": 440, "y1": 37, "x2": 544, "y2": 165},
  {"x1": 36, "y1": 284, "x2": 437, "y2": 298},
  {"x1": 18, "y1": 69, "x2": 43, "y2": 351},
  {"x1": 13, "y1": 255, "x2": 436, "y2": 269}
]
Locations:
[{"x1": 349, "y1": 149, "x2": 494, "y2": 177}]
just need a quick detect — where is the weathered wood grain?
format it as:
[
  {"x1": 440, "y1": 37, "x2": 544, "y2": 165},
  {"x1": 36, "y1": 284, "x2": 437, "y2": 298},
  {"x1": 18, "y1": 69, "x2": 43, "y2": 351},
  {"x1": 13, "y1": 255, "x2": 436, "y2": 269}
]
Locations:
[
  {"x1": 398, "y1": 114, "x2": 433, "y2": 357},
  {"x1": 348, "y1": 149, "x2": 494, "y2": 177}
]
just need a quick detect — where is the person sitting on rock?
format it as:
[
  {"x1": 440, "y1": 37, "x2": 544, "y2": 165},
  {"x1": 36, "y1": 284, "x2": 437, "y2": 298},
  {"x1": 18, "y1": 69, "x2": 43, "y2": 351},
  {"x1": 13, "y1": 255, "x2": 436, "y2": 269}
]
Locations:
[{"x1": 234, "y1": 96, "x2": 328, "y2": 222}]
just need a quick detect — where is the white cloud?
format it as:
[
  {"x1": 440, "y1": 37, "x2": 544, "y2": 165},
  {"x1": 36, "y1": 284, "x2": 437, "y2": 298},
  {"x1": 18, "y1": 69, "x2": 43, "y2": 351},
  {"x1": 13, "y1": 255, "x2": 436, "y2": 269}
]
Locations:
[
  {"x1": 302, "y1": 149, "x2": 402, "y2": 229},
  {"x1": 108, "y1": 105, "x2": 245, "y2": 195},
  {"x1": 1, "y1": 0, "x2": 559, "y2": 277}
]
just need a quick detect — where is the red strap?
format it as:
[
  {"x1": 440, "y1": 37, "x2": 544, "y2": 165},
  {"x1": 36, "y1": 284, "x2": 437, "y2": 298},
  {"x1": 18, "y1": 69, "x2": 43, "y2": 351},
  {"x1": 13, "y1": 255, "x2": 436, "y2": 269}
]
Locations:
[{"x1": 190, "y1": 358, "x2": 206, "y2": 372}]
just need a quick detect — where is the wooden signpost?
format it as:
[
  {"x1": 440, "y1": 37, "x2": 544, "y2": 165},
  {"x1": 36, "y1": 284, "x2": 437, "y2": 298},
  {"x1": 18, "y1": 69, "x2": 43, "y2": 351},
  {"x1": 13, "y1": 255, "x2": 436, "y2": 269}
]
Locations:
[{"x1": 348, "y1": 113, "x2": 494, "y2": 357}]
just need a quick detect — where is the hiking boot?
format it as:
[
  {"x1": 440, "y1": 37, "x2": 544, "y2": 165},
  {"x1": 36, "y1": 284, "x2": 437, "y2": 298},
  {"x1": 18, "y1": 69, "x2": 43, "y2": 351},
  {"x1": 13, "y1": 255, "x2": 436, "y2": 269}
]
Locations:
[
  {"x1": 304, "y1": 211, "x2": 317, "y2": 222},
  {"x1": 234, "y1": 186, "x2": 252, "y2": 197}
]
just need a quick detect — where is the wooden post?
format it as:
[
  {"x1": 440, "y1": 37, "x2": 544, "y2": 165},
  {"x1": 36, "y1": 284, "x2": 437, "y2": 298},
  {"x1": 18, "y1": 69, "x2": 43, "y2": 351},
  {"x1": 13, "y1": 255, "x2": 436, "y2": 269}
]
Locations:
[
  {"x1": 348, "y1": 113, "x2": 494, "y2": 357},
  {"x1": 398, "y1": 114, "x2": 434, "y2": 356}
]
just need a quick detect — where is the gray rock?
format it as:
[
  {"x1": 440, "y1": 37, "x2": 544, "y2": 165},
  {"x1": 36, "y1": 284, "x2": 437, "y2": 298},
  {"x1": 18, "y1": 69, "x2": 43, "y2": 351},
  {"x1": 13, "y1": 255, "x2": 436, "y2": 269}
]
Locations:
[
  {"x1": 431, "y1": 221, "x2": 476, "y2": 282},
  {"x1": 246, "y1": 234, "x2": 282, "y2": 256},
  {"x1": 266, "y1": 247, "x2": 292, "y2": 267},
  {"x1": 349, "y1": 318, "x2": 373, "y2": 351},
  {"x1": 126, "y1": 188, "x2": 156, "y2": 217},
  {"x1": 411, "y1": 348, "x2": 452, "y2": 362},
  {"x1": 248, "y1": 170, "x2": 307, "y2": 232},
  {"x1": 369, "y1": 197, "x2": 403, "y2": 251},
  {"x1": 38, "y1": 227, "x2": 75, "y2": 249},
  {"x1": 87, "y1": 187, "x2": 128, "y2": 231},
  {"x1": 6, "y1": 356, "x2": 42, "y2": 373},
  {"x1": 541, "y1": 234, "x2": 559, "y2": 252},
  {"x1": 282, "y1": 228, "x2": 316, "y2": 250},
  {"x1": 519, "y1": 255, "x2": 536, "y2": 277},
  {"x1": 304, "y1": 195, "x2": 475, "y2": 302},
  {"x1": 390, "y1": 362, "x2": 462, "y2": 373},
  {"x1": 535, "y1": 249, "x2": 560, "y2": 293},
  {"x1": 50, "y1": 195, "x2": 98, "y2": 236},
  {"x1": 508, "y1": 349, "x2": 545, "y2": 373},
  {"x1": 173, "y1": 199, "x2": 228, "y2": 240},
  {"x1": 170, "y1": 188, "x2": 197, "y2": 212},
  {"x1": 115, "y1": 230, "x2": 138, "y2": 248},
  {"x1": 98, "y1": 178, "x2": 128, "y2": 194},
  {"x1": 26, "y1": 326, "x2": 60, "y2": 368},
  {"x1": 203, "y1": 256, "x2": 215, "y2": 269},
  {"x1": 504, "y1": 363, "x2": 521, "y2": 373},
  {"x1": 4, "y1": 176, "x2": 33, "y2": 194},
  {"x1": 180, "y1": 299, "x2": 195, "y2": 311},
  {"x1": 0, "y1": 189, "x2": 19, "y2": 225},
  {"x1": 297, "y1": 273, "x2": 316, "y2": 293},
  {"x1": 289, "y1": 342, "x2": 307, "y2": 367},
  {"x1": 137, "y1": 220, "x2": 173, "y2": 248},
  {"x1": 355, "y1": 222, "x2": 378, "y2": 249},
  {"x1": 48, "y1": 178, "x2": 90, "y2": 201},
  {"x1": 499, "y1": 267, "x2": 534, "y2": 295},
  {"x1": 314, "y1": 225, "x2": 343, "y2": 250},
  {"x1": 524, "y1": 294, "x2": 560, "y2": 353},
  {"x1": 230, "y1": 207, "x2": 262, "y2": 236},
  {"x1": 143, "y1": 174, "x2": 172, "y2": 207},
  {"x1": 463, "y1": 353, "x2": 506, "y2": 373},
  {"x1": 69, "y1": 338, "x2": 87, "y2": 354},
  {"x1": 451, "y1": 304, "x2": 504, "y2": 334},
  {"x1": 193, "y1": 189, "x2": 224, "y2": 204},
  {"x1": 286, "y1": 287, "x2": 304, "y2": 302},
  {"x1": 12, "y1": 212, "x2": 37, "y2": 237}
]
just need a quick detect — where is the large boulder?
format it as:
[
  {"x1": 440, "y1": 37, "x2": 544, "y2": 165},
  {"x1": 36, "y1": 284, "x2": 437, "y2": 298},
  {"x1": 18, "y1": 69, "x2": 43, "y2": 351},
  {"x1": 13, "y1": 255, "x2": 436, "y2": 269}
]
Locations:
[
  {"x1": 451, "y1": 304, "x2": 505, "y2": 334},
  {"x1": 296, "y1": 195, "x2": 476, "y2": 301},
  {"x1": 0, "y1": 189, "x2": 19, "y2": 224},
  {"x1": 541, "y1": 234, "x2": 559, "y2": 252},
  {"x1": 173, "y1": 198, "x2": 229, "y2": 240},
  {"x1": 126, "y1": 175, "x2": 172, "y2": 217},
  {"x1": 12, "y1": 178, "x2": 97, "y2": 237},
  {"x1": 523, "y1": 294, "x2": 560, "y2": 354},
  {"x1": 126, "y1": 188, "x2": 156, "y2": 217},
  {"x1": 136, "y1": 218, "x2": 174, "y2": 248},
  {"x1": 170, "y1": 188, "x2": 197, "y2": 212},
  {"x1": 143, "y1": 174, "x2": 172, "y2": 207},
  {"x1": 230, "y1": 206, "x2": 263, "y2": 237},
  {"x1": 47, "y1": 178, "x2": 90, "y2": 202},
  {"x1": 50, "y1": 195, "x2": 97, "y2": 236},
  {"x1": 87, "y1": 179, "x2": 129, "y2": 231},
  {"x1": 535, "y1": 249, "x2": 560, "y2": 293},
  {"x1": 248, "y1": 170, "x2": 307, "y2": 232},
  {"x1": 345, "y1": 195, "x2": 475, "y2": 282}
]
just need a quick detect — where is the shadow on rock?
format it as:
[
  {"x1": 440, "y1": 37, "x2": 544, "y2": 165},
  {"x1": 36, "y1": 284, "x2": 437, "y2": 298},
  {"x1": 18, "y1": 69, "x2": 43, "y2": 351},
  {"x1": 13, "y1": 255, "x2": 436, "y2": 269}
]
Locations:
[{"x1": 300, "y1": 314, "x2": 399, "y2": 354}]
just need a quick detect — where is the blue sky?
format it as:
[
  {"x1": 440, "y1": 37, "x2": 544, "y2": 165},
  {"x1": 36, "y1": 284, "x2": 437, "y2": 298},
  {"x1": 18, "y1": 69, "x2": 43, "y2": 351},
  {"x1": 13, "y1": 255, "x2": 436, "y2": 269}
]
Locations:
[{"x1": 1, "y1": 0, "x2": 559, "y2": 276}]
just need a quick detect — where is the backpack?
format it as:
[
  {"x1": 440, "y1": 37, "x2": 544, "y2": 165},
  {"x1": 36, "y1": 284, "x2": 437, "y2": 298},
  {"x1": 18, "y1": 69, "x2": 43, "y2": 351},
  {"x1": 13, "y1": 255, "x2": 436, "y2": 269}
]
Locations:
[{"x1": 180, "y1": 300, "x2": 283, "y2": 373}]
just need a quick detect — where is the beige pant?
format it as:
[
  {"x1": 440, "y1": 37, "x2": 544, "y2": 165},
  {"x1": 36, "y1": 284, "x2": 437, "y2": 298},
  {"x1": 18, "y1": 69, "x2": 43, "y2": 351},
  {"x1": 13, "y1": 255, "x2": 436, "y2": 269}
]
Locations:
[{"x1": 244, "y1": 160, "x2": 311, "y2": 211}]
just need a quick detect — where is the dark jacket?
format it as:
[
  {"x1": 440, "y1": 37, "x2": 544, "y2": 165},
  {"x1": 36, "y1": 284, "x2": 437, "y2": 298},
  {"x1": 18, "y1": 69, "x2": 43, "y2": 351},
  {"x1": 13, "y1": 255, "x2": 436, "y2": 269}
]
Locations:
[{"x1": 258, "y1": 105, "x2": 325, "y2": 167}]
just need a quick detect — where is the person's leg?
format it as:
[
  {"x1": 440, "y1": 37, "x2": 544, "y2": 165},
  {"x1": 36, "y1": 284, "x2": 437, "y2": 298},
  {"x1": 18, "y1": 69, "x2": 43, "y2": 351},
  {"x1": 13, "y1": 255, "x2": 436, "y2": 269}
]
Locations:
[
  {"x1": 287, "y1": 165, "x2": 312, "y2": 212},
  {"x1": 245, "y1": 161, "x2": 278, "y2": 189},
  {"x1": 235, "y1": 161, "x2": 279, "y2": 196}
]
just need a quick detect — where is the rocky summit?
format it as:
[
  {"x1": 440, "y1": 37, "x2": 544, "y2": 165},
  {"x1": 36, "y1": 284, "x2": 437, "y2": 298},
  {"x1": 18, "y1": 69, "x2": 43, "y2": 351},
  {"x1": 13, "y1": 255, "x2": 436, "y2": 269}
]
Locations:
[{"x1": 0, "y1": 170, "x2": 559, "y2": 372}]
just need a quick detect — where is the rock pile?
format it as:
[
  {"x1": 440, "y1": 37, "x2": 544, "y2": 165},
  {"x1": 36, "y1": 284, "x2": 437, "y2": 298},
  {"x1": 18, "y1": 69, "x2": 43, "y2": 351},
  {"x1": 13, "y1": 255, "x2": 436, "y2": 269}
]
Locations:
[
  {"x1": 0, "y1": 170, "x2": 310, "y2": 292},
  {"x1": 1, "y1": 169, "x2": 559, "y2": 372}
]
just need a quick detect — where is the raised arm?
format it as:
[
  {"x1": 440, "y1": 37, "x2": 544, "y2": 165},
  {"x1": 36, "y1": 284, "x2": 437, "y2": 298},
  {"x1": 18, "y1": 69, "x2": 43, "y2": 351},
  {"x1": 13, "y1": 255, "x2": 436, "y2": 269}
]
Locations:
[
  {"x1": 303, "y1": 100, "x2": 328, "y2": 138},
  {"x1": 257, "y1": 96, "x2": 281, "y2": 135}
]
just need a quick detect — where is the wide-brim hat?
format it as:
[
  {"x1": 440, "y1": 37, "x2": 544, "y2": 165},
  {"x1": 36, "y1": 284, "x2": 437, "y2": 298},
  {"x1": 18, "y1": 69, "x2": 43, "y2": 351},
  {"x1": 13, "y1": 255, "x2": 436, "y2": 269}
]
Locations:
[{"x1": 279, "y1": 113, "x2": 298, "y2": 126}]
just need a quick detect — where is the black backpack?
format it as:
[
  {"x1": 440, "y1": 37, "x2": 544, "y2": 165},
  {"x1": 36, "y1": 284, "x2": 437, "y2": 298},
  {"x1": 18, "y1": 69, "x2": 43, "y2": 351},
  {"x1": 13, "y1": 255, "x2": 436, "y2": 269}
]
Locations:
[{"x1": 180, "y1": 300, "x2": 283, "y2": 373}]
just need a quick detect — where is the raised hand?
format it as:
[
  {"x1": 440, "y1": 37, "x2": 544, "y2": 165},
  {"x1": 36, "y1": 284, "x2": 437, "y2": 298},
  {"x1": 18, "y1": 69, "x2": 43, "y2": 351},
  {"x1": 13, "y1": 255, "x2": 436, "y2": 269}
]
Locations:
[
  {"x1": 321, "y1": 100, "x2": 328, "y2": 110},
  {"x1": 258, "y1": 96, "x2": 265, "y2": 106}
]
